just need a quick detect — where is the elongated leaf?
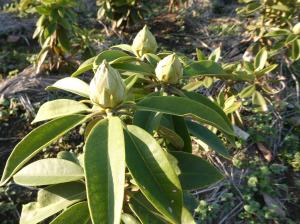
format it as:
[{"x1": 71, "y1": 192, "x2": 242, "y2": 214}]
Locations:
[
  {"x1": 196, "y1": 48, "x2": 206, "y2": 61},
  {"x1": 143, "y1": 53, "x2": 160, "y2": 67},
  {"x1": 121, "y1": 213, "x2": 141, "y2": 224},
  {"x1": 136, "y1": 96, "x2": 234, "y2": 136},
  {"x1": 183, "y1": 60, "x2": 228, "y2": 77},
  {"x1": 47, "y1": 77, "x2": 90, "y2": 98},
  {"x1": 1, "y1": 115, "x2": 88, "y2": 186},
  {"x1": 13, "y1": 158, "x2": 84, "y2": 186},
  {"x1": 50, "y1": 201, "x2": 90, "y2": 224},
  {"x1": 84, "y1": 117, "x2": 125, "y2": 224},
  {"x1": 93, "y1": 50, "x2": 129, "y2": 70},
  {"x1": 125, "y1": 125, "x2": 182, "y2": 224},
  {"x1": 124, "y1": 75, "x2": 138, "y2": 91},
  {"x1": 57, "y1": 151, "x2": 80, "y2": 164},
  {"x1": 111, "y1": 56, "x2": 137, "y2": 64},
  {"x1": 32, "y1": 99, "x2": 89, "y2": 124},
  {"x1": 112, "y1": 44, "x2": 134, "y2": 54},
  {"x1": 183, "y1": 91, "x2": 232, "y2": 127},
  {"x1": 129, "y1": 191, "x2": 195, "y2": 224},
  {"x1": 291, "y1": 39, "x2": 300, "y2": 61},
  {"x1": 129, "y1": 192, "x2": 167, "y2": 224},
  {"x1": 20, "y1": 182, "x2": 86, "y2": 224},
  {"x1": 254, "y1": 47, "x2": 268, "y2": 71},
  {"x1": 171, "y1": 151, "x2": 223, "y2": 190},
  {"x1": 113, "y1": 62, "x2": 154, "y2": 75},
  {"x1": 71, "y1": 56, "x2": 95, "y2": 77},
  {"x1": 252, "y1": 91, "x2": 268, "y2": 112},
  {"x1": 133, "y1": 111, "x2": 162, "y2": 133},
  {"x1": 186, "y1": 120, "x2": 229, "y2": 158},
  {"x1": 172, "y1": 116, "x2": 192, "y2": 153},
  {"x1": 239, "y1": 85, "x2": 256, "y2": 98},
  {"x1": 209, "y1": 47, "x2": 221, "y2": 62}
]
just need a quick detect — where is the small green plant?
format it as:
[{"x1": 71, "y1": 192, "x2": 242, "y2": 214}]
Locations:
[
  {"x1": 237, "y1": 0, "x2": 300, "y2": 61},
  {"x1": 97, "y1": 0, "x2": 146, "y2": 29},
  {"x1": 0, "y1": 26, "x2": 235, "y2": 224},
  {"x1": 30, "y1": 0, "x2": 77, "y2": 72}
]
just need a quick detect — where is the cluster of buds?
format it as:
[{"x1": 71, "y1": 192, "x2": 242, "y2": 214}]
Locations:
[
  {"x1": 90, "y1": 26, "x2": 183, "y2": 108},
  {"x1": 132, "y1": 25, "x2": 158, "y2": 58},
  {"x1": 132, "y1": 25, "x2": 183, "y2": 84},
  {"x1": 155, "y1": 53, "x2": 183, "y2": 84},
  {"x1": 89, "y1": 60, "x2": 126, "y2": 109}
]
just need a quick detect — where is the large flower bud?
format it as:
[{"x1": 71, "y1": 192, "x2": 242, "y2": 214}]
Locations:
[
  {"x1": 89, "y1": 60, "x2": 126, "y2": 109},
  {"x1": 132, "y1": 25, "x2": 158, "y2": 57},
  {"x1": 292, "y1": 23, "x2": 300, "y2": 35},
  {"x1": 155, "y1": 54, "x2": 183, "y2": 84}
]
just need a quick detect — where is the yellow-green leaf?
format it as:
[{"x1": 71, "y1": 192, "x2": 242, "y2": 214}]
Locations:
[
  {"x1": 0, "y1": 115, "x2": 88, "y2": 186},
  {"x1": 125, "y1": 125, "x2": 182, "y2": 224},
  {"x1": 47, "y1": 77, "x2": 90, "y2": 98},
  {"x1": 32, "y1": 99, "x2": 89, "y2": 124},
  {"x1": 84, "y1": 117, "x2": 125, "y2": 224},
  {"x1": 13, "y1": 158, "x2": 84, "y2": 186}
]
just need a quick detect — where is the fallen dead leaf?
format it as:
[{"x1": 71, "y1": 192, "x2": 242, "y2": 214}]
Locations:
[{"x1": 256, "y1": 142, "x2": 272, "y2": 162}]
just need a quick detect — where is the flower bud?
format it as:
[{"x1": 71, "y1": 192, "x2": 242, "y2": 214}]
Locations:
[
  {"x1": 292, "y1": 23, "x2": 300, "y2": 35},
  {"x1": 132, "y1": 25, "x2": 158, "y2": 57},
  {"x1": 89, "y1": 60, "x2": 126, "y2": 108},
  {"x1": 155, "y1": 54, "x2": 183, "y2": 84}
]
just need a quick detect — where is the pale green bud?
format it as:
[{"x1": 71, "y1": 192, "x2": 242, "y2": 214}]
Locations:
[
  {"x1": 132, "y1": 25, "x2": 158, "y2": 57},
  {"x1": 292, "y1": 23, "x2": 300, "y2": 35},
  {"x1": 89, "y1": 60, "x2": 126, "y2": 109},
  {"x1": 155, "y1": 54, "x2": 183, "y2": 84}
]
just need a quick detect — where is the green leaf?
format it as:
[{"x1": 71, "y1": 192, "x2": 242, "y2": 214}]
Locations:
[
  {"x1": 113, "y1": 62, "x2": 154, "y2": 75},
  {"x1": 183, "y1": 60, "x2": 228, "y2": 77},
  {"x1": 46, "y1": 77, "x2": 90, "y2": 98},
  {"x1": 110, "y1": 56, "x2": 137, "y2": 64},
  {"x1": 133, "y1": 110, "x2": 162, "y2": 133},
  {"x1": 223, "y1": 96, "x2": 241, "y2": 114},
  {"x1": 71, "y1": 56, "x2": 95, "y2": 77},
  {"x1": 84, "y1": 117, "x2": 125, "y2": 224},
  {"x1": 239, "y1": 85, "x2": 256, "y2": 98},
  {"x1": 112, "y1": 44, "x2": 134, "y2": 54},
  {"x1": 50, "y1": 201, "x2": 90, "y2": 224},
  {"x1": 93, "y1": 50, "x2": 129, "y2": 70},
  {"x1": 125, "y1": 125, "x2": 182, "y2": 224},
  {"x1": 186, "y1": 120, "x2": 229, "y2": 158},
  {"x1": 13, "y1": 158, "x2": 84, "y2": 186},
  {"x1": 0, "y1": 115, "x2": 88, "y2": 186},
  {"x1": 208, "y1": 47, "x2": 221, "y2": 62},
  {"x1": 124, "y1": 74, "x2": 138, "y2": 91},
  {"x1": 129, "y1": 191, "x2": 195, "y2": 224},
  {"x1": 182, "y1": 80, "x2": 204, "y2": 91},
  {"x1": 137, "y1": 95, "x2": 234, "y2": 136},
  {"x1": 158, "y1": 126, "x2": 184, "y2": 149},
  {"x1": 254, "y1": 47, "x2": 268, "y2": 71},
  {"x1": 57, "y1": 29, "x2": 70, "y2": 52},
  {"x1": 171, "y1": 116, "x2": 192, "y2": 153},
  {"x1": 20, "y1": 182, "x2": 86, "y2": 224},
  {"x1": 252, "y1": 91, "x2": 268, "y2": 112},
  {"x1": 196, "y1": 48, "x2": 206, "y2": 61},
  {"x1": 254, "y1": 64, "x2": 278, "y2": 78},
  {"x1": 57, "y1": 151, "x2": 80, "y2": 164},
  {"x1": 265, "y1": 29, "x2": 290, "y2": 37},
  {"x1": 143, "y1": 53, "x2": 161, "y2": 66},
  {"x1": 32, "y1": 99, "x2": 89, "y2": 124},
  {"x1": 285, "y1": 34, "x2": 298, "y2": 45},
  {"x1": 121, "y1": 213, "x2": 141, "y2": 224},
  {"x1": 291, "y1": 39, "x2": 300, "y2": 61},
  {"x1": 270, "y1": 3, "x2": 289, "y2": 11},
  {"x1": 129, "y1": 192, "x2": 167, "y2": 224},
  {"x1": 171, "y1": 151, "x2": 223, "y2": 190}
]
